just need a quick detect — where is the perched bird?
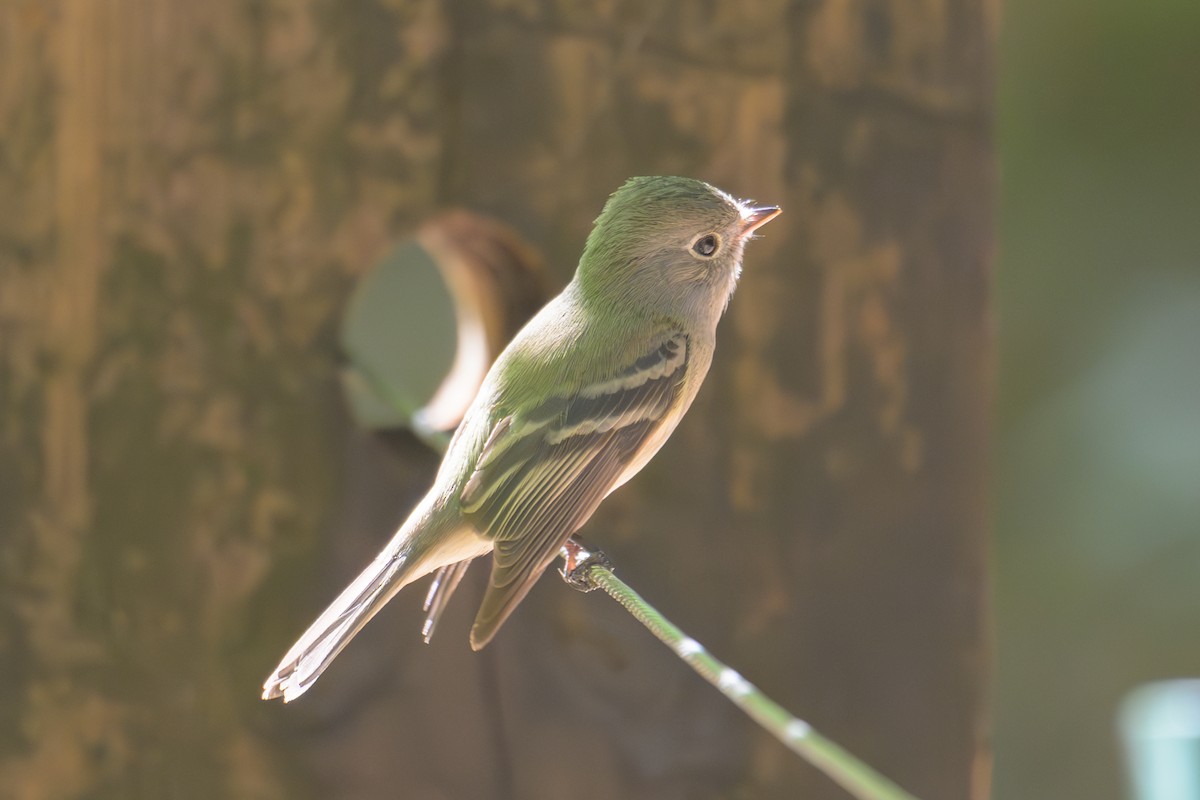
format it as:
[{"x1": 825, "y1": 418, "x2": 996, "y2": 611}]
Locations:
[{"x1": 262, "y1": 176, "x2": 780, "y2": 702}]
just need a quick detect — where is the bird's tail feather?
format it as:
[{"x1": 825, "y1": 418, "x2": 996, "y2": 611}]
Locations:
[
  {"x1": 421, "y1": 559, "x2": 472, "y2": 643},
  {"x1": 262, "y1": 547, "x2": 414, "y2": 703}
]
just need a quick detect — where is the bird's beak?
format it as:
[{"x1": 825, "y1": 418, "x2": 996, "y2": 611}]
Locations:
[{"x1": 740, "y1": 206, "x2": 782, "y2": 237}]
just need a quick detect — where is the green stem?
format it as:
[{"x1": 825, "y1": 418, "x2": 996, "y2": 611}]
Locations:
[
  {"x1": 566, "y1": 543, "x2": 921, "y2": 800},
  {"x1": 416, "y1": 424, "x2": 919, "y2": 799}
]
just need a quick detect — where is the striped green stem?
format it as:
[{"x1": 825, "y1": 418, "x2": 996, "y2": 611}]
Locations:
[{"x1": 562, "y1": 540, "x2": 921, "y2": 800}]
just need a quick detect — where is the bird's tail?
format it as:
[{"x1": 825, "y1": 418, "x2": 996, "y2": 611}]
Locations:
[{"x1": 262, "y1": 542, "x2": 419, "y2": 703}]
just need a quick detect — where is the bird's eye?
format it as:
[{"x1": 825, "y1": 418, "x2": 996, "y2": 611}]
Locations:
[{"x1": 692, "y1": 234, "x2": 720, "y2": 257}]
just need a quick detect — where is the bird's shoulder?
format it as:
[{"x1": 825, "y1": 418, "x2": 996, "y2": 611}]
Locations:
[
  {"x1": 436, "y1": 285, "x2": 689, "y2": 496},
  {"x1": 492, "y1": 285, "x2": 687, "y2": 407}
]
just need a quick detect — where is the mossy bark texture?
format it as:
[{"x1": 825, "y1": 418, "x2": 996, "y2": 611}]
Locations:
[{"x1": 0, "y1": 2, "x2": 994, "y2": 798}]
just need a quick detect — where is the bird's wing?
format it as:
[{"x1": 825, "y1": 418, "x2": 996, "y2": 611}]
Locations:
[{"x1": 459, "y1": 332, "x2": 689, "y2": 648}]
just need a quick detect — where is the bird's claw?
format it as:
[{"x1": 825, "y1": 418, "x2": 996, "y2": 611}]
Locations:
[{"x1": 559, "y1": 537, "x2": 613, "y2": 592}]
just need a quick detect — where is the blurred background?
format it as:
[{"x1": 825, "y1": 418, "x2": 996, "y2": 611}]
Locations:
[
  {"x1": 996, "y1": 0, "x2": 1200, "y2": 797},
  {"x1": 0, "y1": 0, "x2": 1196, "y2": 799}
]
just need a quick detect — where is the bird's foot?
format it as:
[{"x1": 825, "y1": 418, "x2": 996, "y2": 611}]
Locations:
[{"x1": 558, "y1": 537, "x2": 613, "y2": 592}]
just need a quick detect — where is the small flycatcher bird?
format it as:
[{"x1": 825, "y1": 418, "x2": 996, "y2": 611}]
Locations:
[{"x1": 262, "y1": 176, "x2": 780, "y2": 702}]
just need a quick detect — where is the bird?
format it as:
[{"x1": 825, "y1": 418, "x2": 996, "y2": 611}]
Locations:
[{"x1": 262, "y1": 176, "x2": 780, "y2": 702}]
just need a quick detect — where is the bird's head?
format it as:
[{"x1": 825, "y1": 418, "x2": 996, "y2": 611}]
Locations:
[{"x1": 576, "y1": 176, "x2": 780, "y2": 325}]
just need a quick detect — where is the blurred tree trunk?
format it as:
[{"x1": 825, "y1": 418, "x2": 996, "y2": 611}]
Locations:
[{"x1": 0, "y1": 2, "x2": 994, "y2": 799}]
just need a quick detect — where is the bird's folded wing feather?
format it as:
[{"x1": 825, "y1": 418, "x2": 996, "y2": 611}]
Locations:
[{"x1": 460, "y1": 332, "x2": 689, "y2": 648}]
